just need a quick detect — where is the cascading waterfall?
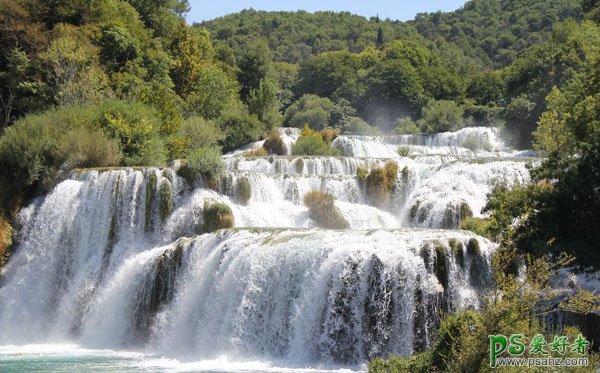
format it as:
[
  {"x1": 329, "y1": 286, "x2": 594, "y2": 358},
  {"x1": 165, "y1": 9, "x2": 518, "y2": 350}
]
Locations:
[{"x1": 0, "y1": 127, "x2": 534, "y2": 369}]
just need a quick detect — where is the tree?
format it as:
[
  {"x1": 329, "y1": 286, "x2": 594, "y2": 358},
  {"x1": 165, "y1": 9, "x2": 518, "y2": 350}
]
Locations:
[
  {"x1": 247, "y1": 78, "x2": 283, "y2": 131},
  {"x1": 283, "y1": 94, "x2": 335, "y2": 130},
  {"x1": 0, "y1": 48, "x2": 42, "y2": 128},
  {"x1": 237, "y1": 38, "x2": 273, "y2": 100},
  {"x1": 40, "y1": 29, "x2": 111, "y2": 105},
  {"x1": 376, "y1": 25, "x2": 384, "y2": 48}
]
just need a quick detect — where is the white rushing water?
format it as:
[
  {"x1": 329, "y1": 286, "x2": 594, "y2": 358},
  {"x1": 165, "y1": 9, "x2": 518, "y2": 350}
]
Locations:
[{"x1": 0, "y1": 126, "x2": 534, "y2": 370}]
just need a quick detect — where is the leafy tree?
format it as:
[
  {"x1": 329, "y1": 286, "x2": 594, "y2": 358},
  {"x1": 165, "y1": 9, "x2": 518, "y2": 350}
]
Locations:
[
  {"x1": 185, "y1": 64, "x2": 239, "y2": 120},
  {"x1": 218, "y1": 107, "x2": 265, "y2": 152},
  {"x1": 99, "y1": 25, "x2": 141, "y2": 71},
  {"x1": 237, "y1": 38, "x2": 273, "y2": 100},
  {"x1": 40, "y1": 27, "x2": 111, "y2": 105},
  {"x1": 247, "y1": 78, "x2": 283, "y2": 131},
  {"x1": 0, "y1": 48, "x2": 45, "y2": 128},
  {"x1": 284, "y1": 94, "x2": 334, "y2": 130}
]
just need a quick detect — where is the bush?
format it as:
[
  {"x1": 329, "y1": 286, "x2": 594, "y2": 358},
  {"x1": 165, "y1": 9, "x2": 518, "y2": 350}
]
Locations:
[
  {"x1": 368, "y1": 352, "x2": 431, "y2": 373},
  {"x1": 98, "y1": 100, "x2": 167, "y2": 166},
  {"x1": 56, "y1": 127, "x2": 122, "y2": 169},
  {"x1": 292, "y1": 125, "x2": 342, "y2": 156},
  {"x1": 236, "y1": 176, "x2": 252, "y2": 205},
  {"x1": 394, "y1": 117, "x2": 420, "y2": 135},
  {"x1": 304, "y1": 191, "x2": 349, "y2": 229},
  {"x1": 343, "y1": 117, "x2": 383, "y2": 135},
  {"x1": 263, "y1": 130, "x2": 286, "y2": 155},
  {"x1": 397, "y1": 146, "x2": 411, "y2": 157},
  {"x1": 319, "y1": 127, "x2": 340, "y2": 144},
  {"x1": 460, "y1": 218, "x2": 491, "y2": 240},
  {"x1": 418, "y1": 100, "x2": 465, "y2": 133},
  {"x1": 462, "y1": 135, "x2": 491, "y2": 152},
  {"x1": 0, "y1": 102, "x2": 157, "y2": 212},
  {"x1": 365, "y1": 161, "x2": 398, "y2": 208},
  {"x1": 170, "y1": 116, "x2": 223, "y2": 159},
  {"x1": 218, "y1": 108, "x2": 266, "y2": 152},
  {"x1": 178, "y1": 146, "x2": 223, "y2": 185},
  {"x1": 202, "y1": 199, "x2": 234, "y2": 233}
]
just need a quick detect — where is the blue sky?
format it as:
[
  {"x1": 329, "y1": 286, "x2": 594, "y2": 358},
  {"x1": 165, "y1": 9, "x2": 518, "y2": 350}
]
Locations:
[{"x1": 186, "y1": 0, "x2": 467, "y2": 23}]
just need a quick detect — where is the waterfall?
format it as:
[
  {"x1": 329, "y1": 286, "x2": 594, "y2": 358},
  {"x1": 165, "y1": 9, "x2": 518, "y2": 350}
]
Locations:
[{"x1": 0, "y1": 127, "x2": 534, "y2": 367}]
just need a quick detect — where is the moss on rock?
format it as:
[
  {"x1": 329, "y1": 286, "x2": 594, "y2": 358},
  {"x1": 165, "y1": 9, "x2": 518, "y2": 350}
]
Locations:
[
  {"x1": 295, "y1": 158, "x2": 305, "y2": 174},
  {"x1": 203, "y1": 200, "x2": 235, "y2": 233},
  {"x1": 466, "y1": 238, "x2": 481, "y2": 256},
  {"x1": 236, "y1": 176, "x2": 252, "y2": 205},
  {"x1": 144, "y1": 172, "x2": 158, "y2": 232},
  {"x1": 433, "y1": 241, "x2": 449, "y2": 290},
  {"x1": 159, "y1": 179, "x2": 173, "y2": 223},
  {"x1": 0, "y1": 216, "x2": 13, "y2": 268}
]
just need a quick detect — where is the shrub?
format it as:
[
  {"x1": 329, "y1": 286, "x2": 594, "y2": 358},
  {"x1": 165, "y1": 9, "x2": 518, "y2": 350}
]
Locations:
[
  {"x1": 365, "y1": 161, "x2": 398, "y2": 208},
  {"x1": 303, "y1": 191, "x2": 349, "y2": 229},
  {"x1": 56, "y1": 127, "x2": 122, "y2": 169},
  {"x1": 462, "y1": 135, "x2": 491, "y2": 152},
  {"x1": 397, "y1": 146, "x2": 411, "y2": 157},
  {"x1": 343, "y1": 117, "x2": 383, "y2": 135},
  {"x1": 170, "y1": 116, "x2": 223, "y2": 159},
  {"x1": 202, "y1": 199, "x2": 234, "y2": 233},
  {"x1": 218, "y1": 108, "x2": 266, "y2": 152},
  {"x1": 263, "y1": 130, "x2": 286, "y2": 155},
  {"x1": 98, "y1": 100, "x2": 166, "y2": 166},
  {"x1": 368, "y1": 352, "x2": 431, "y2": 373},
  {"x1": 418, "y1": 100, "x2": 465, "y2": 134},
  {"x1": 394, "y1": 117, "x2": 419, "y2": 135},
  {"x1": 236, "y1": 177, "x2": 252, "y2": 205},
  {"x1": 460, "y1": 217, "x2": 492, "y2": 239},
  {"x1": 319, "y1": 127, "x2": 340, "y2": 144},
  {"x1": 356, "y1": 166, "x2": 368, "y2": 183},
  {"x1": 178, "y1": 146, "x2": 223, "y2": 186},
  {"x1": 292, "y1": 125, "x2": 342, "y2": 156}
]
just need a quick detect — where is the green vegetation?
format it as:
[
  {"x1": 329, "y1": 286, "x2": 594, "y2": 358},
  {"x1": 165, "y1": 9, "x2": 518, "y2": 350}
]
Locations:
[
  {"x1": 460, "y1": 217, "x2": 492, "y2": 239},
  {"x1": 0, "y1": 217, "x2": 13, "y2": 267},
  {"x1": 236, "y1": 176, "x2": 252, "y2": 205},
  {"x1": 263, "y1": 130, "x2": 286, "y2": 155},
  {"x1": 159, "y1": 179, "x2": 173, "y2": 223},
  {"x1": 303, "y1": 190, "x2": 349, "y2": 229},
  {"x1": 202, "y1": 199, "x2": 234, "y2": 233},
  {"x1": 396, "y1": 146, "x2": 411, "y2": 157},
  {"x1": 363, "y1": 161, "x2": 398, "y2": 208},
  {"x1": 177, "y1": 146, "x2": 223, "y2": 186},
  {"x1": 292, "y1": 125, "x2": 342, "y2": 156}
]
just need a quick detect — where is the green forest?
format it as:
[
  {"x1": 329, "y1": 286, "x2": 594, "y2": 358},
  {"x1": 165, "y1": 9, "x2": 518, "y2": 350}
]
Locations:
[{"x1": 1, "y1": 0, "x2": 600, "y2": 371}]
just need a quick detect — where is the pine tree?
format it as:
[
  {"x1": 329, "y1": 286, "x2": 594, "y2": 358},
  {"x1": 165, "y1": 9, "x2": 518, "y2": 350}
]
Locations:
[{"x1": 376, "y1": 25, "x2": 384, "y2": 48}]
